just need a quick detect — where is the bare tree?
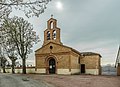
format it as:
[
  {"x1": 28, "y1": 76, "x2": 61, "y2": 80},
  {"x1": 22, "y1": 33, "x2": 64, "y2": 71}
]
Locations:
[
  {"x1": 0, "y1": 0, "x2": 51, "y2": 18},
  {"x1": 8, "y1": 56, "x2": 17, "y2": 73},
  {"x1": 0, "y1": 47, "x2": 7, "y2": 73},
  {"x1": 0, "y1": 28, "x2": 7, "y2": 73},
  {"x1": 0, "y1": 56, "x2": 7, "y2": 73},
  {"x1": 1, "y1": 16, "x2": 40, "y2": 74},
  {"x1": 6, "y1": 43, "x2": 18, "y2": 74},
  {"x1": 1, "y1": 28, "x2": 18, "y2": 73}
]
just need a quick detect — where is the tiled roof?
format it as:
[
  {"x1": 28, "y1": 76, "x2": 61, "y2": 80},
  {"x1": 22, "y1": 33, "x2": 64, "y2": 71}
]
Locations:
[{"x1": 81, "y1": 52, "x2": 102, "y2": 57}]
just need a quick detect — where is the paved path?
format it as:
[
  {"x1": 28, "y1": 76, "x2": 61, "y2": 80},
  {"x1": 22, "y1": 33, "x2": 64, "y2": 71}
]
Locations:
[{"x1": 0, "y1": 73, "x2": 53, "y2": 87}]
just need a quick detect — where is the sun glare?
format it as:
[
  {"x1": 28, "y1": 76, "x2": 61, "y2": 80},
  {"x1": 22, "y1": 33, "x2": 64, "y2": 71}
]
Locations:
[{"x1": 56, "y1": 1, "x2": 63, "y2": 10}]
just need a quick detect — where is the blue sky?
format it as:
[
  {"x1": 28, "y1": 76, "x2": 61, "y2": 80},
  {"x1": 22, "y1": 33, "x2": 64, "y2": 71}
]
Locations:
[{"x1": 10, "y1": 0, "x2": 120, "y2": 65}]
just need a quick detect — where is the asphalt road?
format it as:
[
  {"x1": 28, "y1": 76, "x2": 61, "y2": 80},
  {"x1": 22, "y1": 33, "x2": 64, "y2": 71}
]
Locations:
[{"x1": 0, "y1": 73, "x2": 52, "y2": 87}]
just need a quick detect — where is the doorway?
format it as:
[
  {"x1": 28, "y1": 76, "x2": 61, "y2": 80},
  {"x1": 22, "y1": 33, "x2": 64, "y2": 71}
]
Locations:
[
  {"x1": 49, "y1": 58, "x2": 56, "y2": 74},
  {"x1": 81, "y1": 64, "x2": 85, "y2": 73}
]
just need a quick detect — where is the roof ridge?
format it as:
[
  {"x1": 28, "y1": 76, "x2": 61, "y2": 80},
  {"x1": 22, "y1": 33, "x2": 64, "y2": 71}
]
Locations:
[{"x1": 81, "y1": 52, "x2": 102, "y2": 57}]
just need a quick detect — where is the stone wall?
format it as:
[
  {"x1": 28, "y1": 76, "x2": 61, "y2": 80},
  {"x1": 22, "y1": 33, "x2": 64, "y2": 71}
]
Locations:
[
  {"x1": 71, "y1": 51, "x2": 79, "y2": 66},
  {"x1": 0, "y1": 67, "x2": 35, "y2": 74},
  {"x1": 117, "y1": 66, "x2": 120, "y2": 75},
  {"x1": 80, "y1": 55, "x2": 101, "y2": 75}
]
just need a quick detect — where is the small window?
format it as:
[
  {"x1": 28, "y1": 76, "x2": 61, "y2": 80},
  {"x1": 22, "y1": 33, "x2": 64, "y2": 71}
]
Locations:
[
  {"x1": 53, "y1": 30, "x2": 56, "y2": 40},
  {"x1": 47, "y1": 31, "x2": 50, "y2": 40}
]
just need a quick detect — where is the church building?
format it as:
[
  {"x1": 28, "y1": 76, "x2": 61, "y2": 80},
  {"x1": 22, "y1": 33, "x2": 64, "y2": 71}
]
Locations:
[{"x1": 35, "y1": 17, "x2": 101, "y2": 75}]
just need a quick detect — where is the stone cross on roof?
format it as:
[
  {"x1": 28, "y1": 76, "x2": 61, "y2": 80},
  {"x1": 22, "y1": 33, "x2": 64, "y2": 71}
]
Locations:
[{"x1": 51, "y1": 14, "x2": 53, "y2": 18}]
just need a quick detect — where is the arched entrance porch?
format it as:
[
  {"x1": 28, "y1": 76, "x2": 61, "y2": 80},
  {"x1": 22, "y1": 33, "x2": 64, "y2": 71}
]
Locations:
[
  {"x1": 49, "y1": 58, "x2": 56, "y2": 74},
  {"x1": 46, "y1": 57, "x2": 57, "y2": 74}
]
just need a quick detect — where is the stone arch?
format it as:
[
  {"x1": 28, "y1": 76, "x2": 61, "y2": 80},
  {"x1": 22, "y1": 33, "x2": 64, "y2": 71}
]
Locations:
[
  {"x1": 53, "y1": 30, "x2": 56, "y2": 40},
  {"x1": 50, "y1": 21, "x2": 54, "y2": 29},
  {"x1": 45, "y1": 55, "x2": 57, "y2": 74},
  {"x1": 47, "y1": 18, "x2": 57, "y2": 29},
  {"x1": 47, "y1": 31, "x2": 50, "y2": 40}
]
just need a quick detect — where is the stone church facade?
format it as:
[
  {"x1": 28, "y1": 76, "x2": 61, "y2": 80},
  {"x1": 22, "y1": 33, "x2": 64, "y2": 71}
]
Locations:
[{"x1": 35, "y1": 17, "x2": 101, "y2": 75}]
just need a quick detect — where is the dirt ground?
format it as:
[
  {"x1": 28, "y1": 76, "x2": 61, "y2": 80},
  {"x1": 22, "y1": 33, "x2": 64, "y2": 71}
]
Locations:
[
  {"x1": 24, "y1": 74, "x2": 120, "y2": 87},
  {"x1": 0, "y1": 73, "x2": 53, "y2": 87}
]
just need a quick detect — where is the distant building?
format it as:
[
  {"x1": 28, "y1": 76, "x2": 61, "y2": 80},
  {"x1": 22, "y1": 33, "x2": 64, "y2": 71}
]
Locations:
[
  {"x1": 102, "y1": 64, "x2": 116, "y2": 75},
  {"x1": 35, "y1": 17, "x2": 101, "y2": 75}
]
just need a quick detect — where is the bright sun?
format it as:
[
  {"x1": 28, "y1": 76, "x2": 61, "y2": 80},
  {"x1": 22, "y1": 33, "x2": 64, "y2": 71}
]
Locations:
[{"x1": 56, "y1": 1, "x2": 63, "y2": 10}]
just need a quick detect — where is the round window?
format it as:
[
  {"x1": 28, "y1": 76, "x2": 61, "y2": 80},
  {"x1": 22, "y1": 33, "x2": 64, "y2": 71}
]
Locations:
[{"x1": 50, "y1": 46, "x2": 53, "y2": 49}]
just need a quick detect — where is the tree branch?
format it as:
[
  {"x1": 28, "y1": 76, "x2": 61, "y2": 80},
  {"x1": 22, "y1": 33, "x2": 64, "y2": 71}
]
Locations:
[{"x1": 0, "y1": 1, "x2": 47, "y2": 6}]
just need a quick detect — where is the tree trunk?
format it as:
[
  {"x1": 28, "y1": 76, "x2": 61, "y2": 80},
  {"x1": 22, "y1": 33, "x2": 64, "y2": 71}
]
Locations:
[
  {"x1": 12, "y1": 60, "x2": 15, "y2": 74},
  {"x1": 22, "y1": 58, "x2": 26, "y2": 74},
  {"x1": 3, "y1": 68, "x2": 6, "y2": 73},
  {"x1": 2, "y1": 64, "x2": 6, "y2": 73}
]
